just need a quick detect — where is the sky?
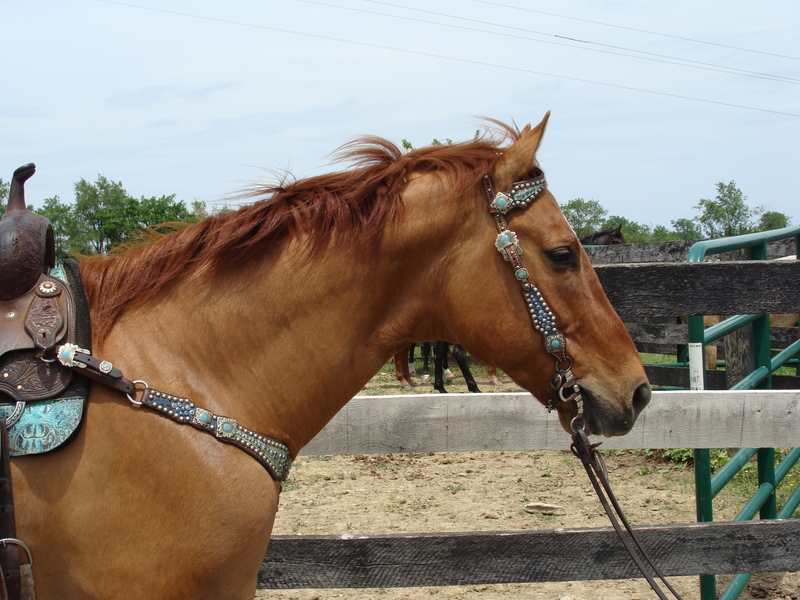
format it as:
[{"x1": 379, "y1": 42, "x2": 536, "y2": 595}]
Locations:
[{"x1": 2, "y1": 0, "x2": 798, "y2": 230}]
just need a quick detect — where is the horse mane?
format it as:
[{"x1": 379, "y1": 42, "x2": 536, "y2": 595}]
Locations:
[{"x1": 80, "y1": 121, "x2": 520, "y2": 339}]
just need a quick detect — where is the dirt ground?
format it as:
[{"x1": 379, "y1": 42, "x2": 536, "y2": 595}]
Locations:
[{"x1": 256, "y1": 366, "x2": 800, "y2": 600}]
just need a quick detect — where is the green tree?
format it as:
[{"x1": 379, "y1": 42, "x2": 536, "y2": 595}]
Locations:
[
  {"x1": 73, "y1": 175, "x2": 134, "y2": 254},
  {"x1": 0, "y1": 178, "x2": 8, "y2": 213},
  {"x1": 559, "y1": 198, "x2": 608, "y2": 239},
  {"x1": 137, "y1": 194, "x2": 193, "y2": 231},
  {"x1": 29, "y1": 175, "x2": 204, "y2": 257},
  {"x1": 757, "y1": 210, "x2": 790, "y2": 231},
  {"x1": 670, "y1": 218, "x2": 703, "y2": 240},
  {"x1": 35, "y1": 196, "x2": 81, "y2": 259},
  {"x1": 70, "y1": 176, "x2": 199, "y2": 254},
  {"x1": 695, "y1": 181, "x2": 756, "y2": 238},
  {"x1": 651, "y1": 224, "x2": 681, "y2": 242}
]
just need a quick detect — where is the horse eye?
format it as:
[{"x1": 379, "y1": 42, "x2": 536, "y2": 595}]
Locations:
[{"x1": 546, "y1": 247, "x2": 576, "y2": 266}]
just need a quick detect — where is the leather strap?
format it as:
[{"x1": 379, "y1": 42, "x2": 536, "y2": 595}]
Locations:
[
  {"x1": 57, "y1": 348, "x2": 293, "y2": 480},
  {"x1": 0, "y1": 423, "x2": 20, "y2": 600},
  {"x1": 483, "y1": 170, "x2": 681, "y2": 599},
  {"x1": 57, "y1": 344, "x2": 135, "y2": 395},
  {"x1": 571, "y1": 430, "x2": 683, "y2": 600}
]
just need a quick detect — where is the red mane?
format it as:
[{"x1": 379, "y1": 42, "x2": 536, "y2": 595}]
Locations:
[{"x1": 80, "y1": 123, "x2": 520, "y2": 339}]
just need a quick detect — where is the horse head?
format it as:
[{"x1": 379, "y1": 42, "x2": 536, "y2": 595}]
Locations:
[{"x1": 409, "y1": 113, "x2": 650, "y2": 437}]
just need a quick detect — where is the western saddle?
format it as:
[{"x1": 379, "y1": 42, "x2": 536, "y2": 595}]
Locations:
[{"x1": 0, "y1": 163, "x2": 82, "y2": 600}]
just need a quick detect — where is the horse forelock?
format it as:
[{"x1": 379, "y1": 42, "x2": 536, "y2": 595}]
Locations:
[{"x1": 80, "y1": 124, "x2": 516, "y2": 339}]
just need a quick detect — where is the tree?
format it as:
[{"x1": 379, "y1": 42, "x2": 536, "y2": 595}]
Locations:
[
  {"x1": 559, "y1": 198, "x2": 608, "y2": 239},
  {"x1": 72, "y1": 175, "x2": 134, "y2": 254},
  {"x1": 670, "y1": 218, "x2": 703, "y2": 240},
  {"x1": 137, "y1": 194, "x2": 193, "y2": 231},
  {"x1": 757, "y1": 210, "x2": 790, "y2": 231},
  {"x1": 36, "y1": 195, "x2": 81, "y2": 259},
  {"x1": 0, "y1": 178, "x2": 8, "y2": 211},
  {"x1": 651, "y1": 224, "x2": 681, "y2": 242},
  {"x1": 694, "y1": 181, "x2": 756, "y2": 238}
]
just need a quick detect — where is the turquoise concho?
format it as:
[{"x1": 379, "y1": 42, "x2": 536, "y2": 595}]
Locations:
[{"x1": 545, "y1": 334, "x2": 566, "y2": 354}]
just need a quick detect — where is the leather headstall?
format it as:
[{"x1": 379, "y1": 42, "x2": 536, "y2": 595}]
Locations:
[
  {"x1": 482, "y1": 168, "x2": 681, "y2": 599},
  {"x1": 482, "y1": 169, "x2": 584, "y2": 425}
]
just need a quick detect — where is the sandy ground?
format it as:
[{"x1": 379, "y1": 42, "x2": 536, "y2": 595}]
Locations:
[{"x1": 255, "y1": 366, "x2": 799, "y2": 600}]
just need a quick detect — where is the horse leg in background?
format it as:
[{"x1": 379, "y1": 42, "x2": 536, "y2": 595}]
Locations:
[
  {"x1": 407, "y1": 343, "x2": 417, "y2": 375},
  {"x1": 433, "y1": 341, "x2": 449, "y2": 393},
  {"x1": 393, "y1": 346, "x2": 416, "y2": 389},
  {"x1": 472, "y1": 356, "x2": 502, "y2": 386},
  {"x1": 420, "y1": 341, "x2": 432, "y2": 381},
  {"x1": 486, "y1": 364, "x2": 502, "y2": 386},
  {"x1": 452, "y1": 344, "x2": 482, "y2": 393}
]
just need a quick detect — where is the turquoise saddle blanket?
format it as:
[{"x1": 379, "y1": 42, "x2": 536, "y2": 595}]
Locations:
[{"x1": 0, "y1": 397, "x2": 83, "y2": 456}]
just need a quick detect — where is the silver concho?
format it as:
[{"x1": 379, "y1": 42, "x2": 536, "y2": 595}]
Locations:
[{"x1": 494, "y1": 230, "x2": 522, "y2": 261}]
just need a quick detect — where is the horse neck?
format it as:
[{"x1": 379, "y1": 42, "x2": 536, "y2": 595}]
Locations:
[{"x1": 92, "y1": 218, "x2": 458, "y2": 455}]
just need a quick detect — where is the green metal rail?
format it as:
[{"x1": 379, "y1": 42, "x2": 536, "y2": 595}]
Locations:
[{"x1": 685, "y1": 226, "x2": 800, "y2": 600}]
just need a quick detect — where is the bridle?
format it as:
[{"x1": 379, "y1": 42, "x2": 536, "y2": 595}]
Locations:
[
  {"x1": 482, "y1": 168, "x2": 682, "y2": 600},
  {"x1": 482, "y1": 169, "x2": 584, "y2": 429}
]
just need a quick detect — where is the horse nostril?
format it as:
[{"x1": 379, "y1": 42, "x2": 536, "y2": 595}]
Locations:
[{"x1": 632, "y1": 382, "x2": 652, "y2": 418}]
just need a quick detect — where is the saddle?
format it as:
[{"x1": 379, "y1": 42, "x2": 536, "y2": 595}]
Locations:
[
  {"x1": 0, "y1": 164, "x2": 91, "y2": 600},
  {"x1": 0, "y1": 164, "x2": 89, "y2": 451}
]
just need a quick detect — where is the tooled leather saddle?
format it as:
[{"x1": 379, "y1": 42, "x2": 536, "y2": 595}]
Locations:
[
  {"x1": 0, "y1": 164, "x2": 90, "y2": 445},
  {"x1": 0, "y1": 164, "x2": 91, "y2": 600}
]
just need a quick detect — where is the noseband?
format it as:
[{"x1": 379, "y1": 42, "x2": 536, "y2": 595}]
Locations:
[{"x1": 482, "y1": 169, "x2": 584, "y2": 430}]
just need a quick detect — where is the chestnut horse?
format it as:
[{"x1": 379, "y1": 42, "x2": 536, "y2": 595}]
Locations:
[{"x1": 12, "y1": 113, "x2": 650, "y2": 599}]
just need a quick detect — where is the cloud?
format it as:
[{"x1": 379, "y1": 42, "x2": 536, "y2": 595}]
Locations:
[{"x1": 105, "y1": 82, "x2": 242, "y2": 108}]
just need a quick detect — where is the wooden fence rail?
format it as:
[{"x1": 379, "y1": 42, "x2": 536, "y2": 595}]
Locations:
[
  {"x1": 299, "y1": 391, "x2": 800, "y2": 455},
  {"x1": 261, "y1": 520, "x2": 800, "y2": 589},
  {"x1": 259, "y1": 391, "x2": 800, "y2": 589}
]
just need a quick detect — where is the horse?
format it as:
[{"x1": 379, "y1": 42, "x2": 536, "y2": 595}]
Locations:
[
  {"x1": 10, "y1": 112, "x2": 651, "y2": 599},
  {"x1": 579, "y1": 224, "x2": 626, "y2": 246},
  {"x1": 394, "y1": 341, "x2": 502, "y2": 391}
]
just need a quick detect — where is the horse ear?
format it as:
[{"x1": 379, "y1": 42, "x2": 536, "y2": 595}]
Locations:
[{"x1": 491, "y1": 111, "x2": 550, "y2": 190}]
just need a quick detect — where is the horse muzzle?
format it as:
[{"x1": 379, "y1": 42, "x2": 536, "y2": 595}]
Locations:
[{"x1": 571, "y1": 380, "x2": 652, "y2": 437}]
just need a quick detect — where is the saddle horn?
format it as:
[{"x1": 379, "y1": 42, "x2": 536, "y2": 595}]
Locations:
[
  {"x1": 7, "y1": 163, "x2": 36, "y2": 212},
  {"x1": 0, "y1": 163, "x2": 57, "y2": 301}
]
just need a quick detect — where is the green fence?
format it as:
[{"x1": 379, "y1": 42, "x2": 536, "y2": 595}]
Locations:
[{"x1": 685, "y1": 226, "x2": 800, "y2": 600}]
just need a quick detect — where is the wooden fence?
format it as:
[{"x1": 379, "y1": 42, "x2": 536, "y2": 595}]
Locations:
[
  {"x1": 260, "y1": 244, "x2": 799, "y2": 591},
  {"x1": 261, "y1": 391, "x2": 800, "y2": 589}
]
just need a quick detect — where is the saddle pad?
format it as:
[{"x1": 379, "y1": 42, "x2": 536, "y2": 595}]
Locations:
[{"x1": 0, "y1": 396, "x2": 83, "y2": 456}]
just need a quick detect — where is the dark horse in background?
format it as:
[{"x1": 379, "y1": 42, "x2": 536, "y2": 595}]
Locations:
[
  {"x1": 579, "y1": 224, "x2": 626, "y2": 246},
  {"x1": 394, "y1": 342, "x2": 487, "y2": 393}
]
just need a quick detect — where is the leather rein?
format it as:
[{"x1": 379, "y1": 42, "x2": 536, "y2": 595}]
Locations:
[{"x1": 483, "y1": 169, "x2": 682, "y2": 600}]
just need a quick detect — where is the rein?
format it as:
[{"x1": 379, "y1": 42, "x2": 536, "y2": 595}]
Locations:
[{"x1": 483, "y1": 170, "x2": 682, "y2": 600}]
